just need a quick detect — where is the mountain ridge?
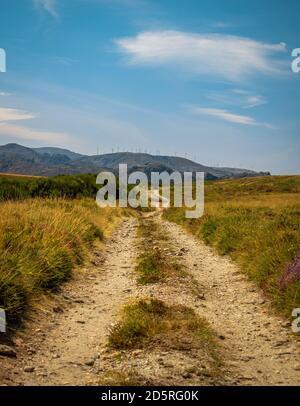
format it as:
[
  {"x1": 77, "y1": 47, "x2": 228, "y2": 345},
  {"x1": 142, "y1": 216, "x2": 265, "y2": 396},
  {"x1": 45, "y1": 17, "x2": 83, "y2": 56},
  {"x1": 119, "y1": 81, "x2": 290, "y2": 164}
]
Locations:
[{"x1": 0, "y1": 143, "x2": 270, "y2": 179}]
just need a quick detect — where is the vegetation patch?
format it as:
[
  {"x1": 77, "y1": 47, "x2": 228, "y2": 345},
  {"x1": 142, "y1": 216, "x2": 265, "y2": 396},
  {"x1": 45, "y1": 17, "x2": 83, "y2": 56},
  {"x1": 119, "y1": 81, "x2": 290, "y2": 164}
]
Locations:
[
  {"x1": 108, "y1": 299, "x2": 220, "y2": 360},
  {"x1": 0, "y1": 198, "x2": 125, "y2": 322},
  {"x1": 164, "y1": 176, "x2": 300, "y2": 316},
  {"x1": 0, "y1": 173, "x2": 102, "y2": 201},
  {"x1": 135, "y1": 217, "x2": 186, "y2": 284}
]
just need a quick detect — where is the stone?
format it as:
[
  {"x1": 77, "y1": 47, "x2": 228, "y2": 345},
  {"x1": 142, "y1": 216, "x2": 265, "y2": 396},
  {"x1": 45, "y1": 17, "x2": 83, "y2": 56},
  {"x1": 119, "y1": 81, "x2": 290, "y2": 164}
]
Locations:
[
  {"x1": 132, "y1": 349, "x2": 143, "y2": 357},
  {"x1": 53, "y1": 306, "x2": 64, "y2": 313},
  {"x1": 74, "y1": 299, "x2": 85, "y2": 304},
  {"x1": 0, "y1": 345, "x2": 17, "y2": 358},
  {"x1": 182, "y1": 371, "x2": 192, "y2": 379},
  {"x1": 24, "y1": 366, "x2": 35, "y2": 373},
  {"x1": 241, "y1": 356, "x2": 254, "y2": 362},
  {"x1": 85, "y1": 359, "x2": 95, "y2": 366}
]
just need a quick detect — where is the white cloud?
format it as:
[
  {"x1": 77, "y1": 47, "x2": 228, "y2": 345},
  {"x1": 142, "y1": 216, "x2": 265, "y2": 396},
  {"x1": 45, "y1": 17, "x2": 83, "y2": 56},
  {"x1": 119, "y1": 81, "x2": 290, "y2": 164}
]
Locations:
[
  {"x1": 33, "y1": 0, "x2": 58, "y2": 19},
  {"x1": 187, "y1": 105, "x2": 272, "y2": 128},
  {"x1": 243, "y1": 95, "x2": 267, "y2": 109},
  {"x1": 232, "y1": 89, "x2": 267, "y2": 108},
  {"x1": 0, "y1": 108, "x2": 35, "y2": 122},
  {"x1": 115, "y1": 30, "x2": 287, "y2": 81},
  {"x1": 189, "y1": 106, "x2": 256, "y2": 125},
  {"x1": 0, "y1": 107, "x2": 71, "y2": 143},
  {"x1": 0, "y1": 122, "x2": 70, "y2": 143},
  {"x1": 211, "y1": 21, "x2": 233, "y2": 29},
  {"x1": 0, "y1": 92, "x2": 12, "y2": 97},
  {"x1": 207, "y1": 89, "x2": 267, "y2": 109}
]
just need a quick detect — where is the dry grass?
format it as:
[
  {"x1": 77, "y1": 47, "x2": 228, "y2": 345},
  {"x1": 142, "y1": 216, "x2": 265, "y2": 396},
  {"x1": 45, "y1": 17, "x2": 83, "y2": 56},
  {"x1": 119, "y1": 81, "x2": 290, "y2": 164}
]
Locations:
[
  {"x1": 0, "y1": 198, "x2": 128, "y2": 321},
  {"x1": 135, "y1": 217, "x2": 186, "y2": 284},
  {"x1": 204, "y1": 175, "x2": 300, "y2": 202},
  {"x1": 104, "y1": 297, "x2": 223, "y2": 385},
  {"x1": 164, "y1": 176, "x2": 300, "y2": 316},
  {"x1": 109, "y1": 298, "x2": 219, "y2": 356},
  {"x1": 0, "y1": 173, "x2": 42, "y2": 179}
]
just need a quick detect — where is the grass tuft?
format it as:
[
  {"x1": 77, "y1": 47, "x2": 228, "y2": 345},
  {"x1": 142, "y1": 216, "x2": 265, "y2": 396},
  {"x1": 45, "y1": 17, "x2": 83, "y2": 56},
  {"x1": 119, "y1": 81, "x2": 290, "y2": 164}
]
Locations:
[
  {"x1": 164, "y1": 176, "x2": 300, "y2": 316},
  {"x1": 109, "y1": 298, "x2": 219, "y2": 356},
  {"x1": 135, "y1": 217, "x2": 186, "y2": 284},
  {"x1": 0, "y1": 198, "x2": 124, "y2": 321}
]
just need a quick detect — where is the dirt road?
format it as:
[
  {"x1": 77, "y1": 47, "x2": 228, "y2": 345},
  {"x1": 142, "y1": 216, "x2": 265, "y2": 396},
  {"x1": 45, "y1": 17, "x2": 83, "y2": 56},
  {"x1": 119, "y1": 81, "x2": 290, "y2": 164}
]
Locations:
[
  {"x1": 161, "y1": 217, "x2": 300, "y2": 385},
  {"x1": 1, "y1": 213, "x2": 299, "y2": 386},
  {"x1": 1, "y1": 218, "x2": 139, "y2": 385}
]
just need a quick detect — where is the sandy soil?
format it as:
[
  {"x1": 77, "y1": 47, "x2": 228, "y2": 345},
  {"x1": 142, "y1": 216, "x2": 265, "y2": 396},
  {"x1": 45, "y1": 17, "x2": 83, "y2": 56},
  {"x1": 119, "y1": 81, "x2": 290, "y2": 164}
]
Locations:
[
  {"x1": 161, "y1": 217, "x2": 300, "y2": 385},
  {"x1": 1, "y1": 213, "x2": 299, "y2": 386}
]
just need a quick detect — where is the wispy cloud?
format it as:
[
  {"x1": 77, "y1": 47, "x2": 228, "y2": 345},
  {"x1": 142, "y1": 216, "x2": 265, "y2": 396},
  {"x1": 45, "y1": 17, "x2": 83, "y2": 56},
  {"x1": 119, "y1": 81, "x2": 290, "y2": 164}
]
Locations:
[
  {"x1": 0, "y1": 107, "x2": 71, "y2": 143},
  {"x1": 0, "y1": 92, "x2": 12, "y2": 97},
  {"x1": 232, "y1": 89, "x2": 267, "y2": 108},
  {"x1": 207, "y1": 89, "x2": 267, "y2": 109},
  {"x1": 0, "y1": 108, "x2": 35, "y2": 122},
  {"x1": 0, "y1": 122, "x2": 70, "y2": 143},
  {"x1": 211, "y1": 21, "x2": 233, "y2": 29},
  {"x1": 50, "y1": 56, "x2": 78, "y2": 66},
  {"x1": 242, "y1": 95, "x2": 267, "y2": 109},
  {"x1": 33, "y1": 0, "x2": 58, "y2": 19},
  {"x1": 187, "y1": 105, "x2": 272, "y2": 127},
  {"x1": 115, "y1": 30, "x2": 287, "y2": 81}
]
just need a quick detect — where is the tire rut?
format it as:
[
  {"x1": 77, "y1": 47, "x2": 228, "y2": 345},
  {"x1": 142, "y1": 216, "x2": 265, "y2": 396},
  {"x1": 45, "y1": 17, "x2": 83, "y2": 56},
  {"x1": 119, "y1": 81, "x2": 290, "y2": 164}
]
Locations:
[
  {"x1": 161, "y1": 216, "x2": 300, "y2": 385},
  {"x1": 6, "y1": 218, "x2": 139, "y2": 386}
]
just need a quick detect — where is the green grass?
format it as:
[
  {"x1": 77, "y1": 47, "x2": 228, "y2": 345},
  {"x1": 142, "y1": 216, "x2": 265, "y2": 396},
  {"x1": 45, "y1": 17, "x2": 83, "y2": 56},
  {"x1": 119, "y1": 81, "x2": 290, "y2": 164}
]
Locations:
[
  {"x1": 136, "y1": 253, "x2": 162, "y2": 284},
  {"x1": 0, "y1": 198, "x2": 125, "y2": 322},
  {"x1": 135, "y1": 217, "x2": 185, "y2": 284},
  {"x1": 109, "y1": 298, "x2": 219, "y2": 355},
  {"x1": 0, "y1": 173, "x2": 101, "y2": 201},
  {"x1": 204, "y1": 175, "x2": 300, "y2": 202},
  {"x1": 107, "y1": 298, "x2": 222, "y2": 383},
  {"x1": 164, "y1": 176, "x2": 300, "y2": 316}
]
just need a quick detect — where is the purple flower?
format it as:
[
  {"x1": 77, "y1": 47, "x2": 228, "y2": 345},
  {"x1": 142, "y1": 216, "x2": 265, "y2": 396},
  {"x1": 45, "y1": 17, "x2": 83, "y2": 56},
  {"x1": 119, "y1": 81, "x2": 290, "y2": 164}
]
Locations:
[{"x1": 279, "y1": 253, "x2": 300, "y2": 290}]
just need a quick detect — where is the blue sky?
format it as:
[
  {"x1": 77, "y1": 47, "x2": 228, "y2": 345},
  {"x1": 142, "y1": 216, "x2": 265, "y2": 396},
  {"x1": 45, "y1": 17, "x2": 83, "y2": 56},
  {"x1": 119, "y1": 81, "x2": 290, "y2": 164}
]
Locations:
[{"x1": 0, "y1": 0, "x2": 299, "y2": 174}]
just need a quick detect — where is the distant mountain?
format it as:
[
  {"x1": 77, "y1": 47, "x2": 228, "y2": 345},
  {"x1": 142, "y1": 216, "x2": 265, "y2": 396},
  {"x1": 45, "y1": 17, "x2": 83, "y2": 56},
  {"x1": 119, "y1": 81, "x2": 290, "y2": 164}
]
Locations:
[
  {"x1": 77, "y1": 152, "x2": 220, "y2": 180},
  {"x1": 33, "y1": 147, "x2": 83, "y2": 160},
  {"x1": 0, "y1": 143, "x2": 104, "y2": 176},
  {"x1": 0, "y1": 143, "x2": 270, "y2": 179}
]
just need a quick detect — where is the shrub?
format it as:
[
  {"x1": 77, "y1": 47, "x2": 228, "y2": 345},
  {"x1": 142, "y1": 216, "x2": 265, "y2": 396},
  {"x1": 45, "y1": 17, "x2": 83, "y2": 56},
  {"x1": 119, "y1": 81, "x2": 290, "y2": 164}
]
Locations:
[{"x1": 0, "y1": 198, "x2": 123, "y2": 321}]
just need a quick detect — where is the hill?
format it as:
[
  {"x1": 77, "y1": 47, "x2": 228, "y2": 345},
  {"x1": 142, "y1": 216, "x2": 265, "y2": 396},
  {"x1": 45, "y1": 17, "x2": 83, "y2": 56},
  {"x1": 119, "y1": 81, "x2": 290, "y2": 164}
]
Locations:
[
  {"x1": 33, "y1": 146, "x2": 84, "y2": 160},
  {"x1": 0, "y1": 143, "x2": 270, "y2": 179}
]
